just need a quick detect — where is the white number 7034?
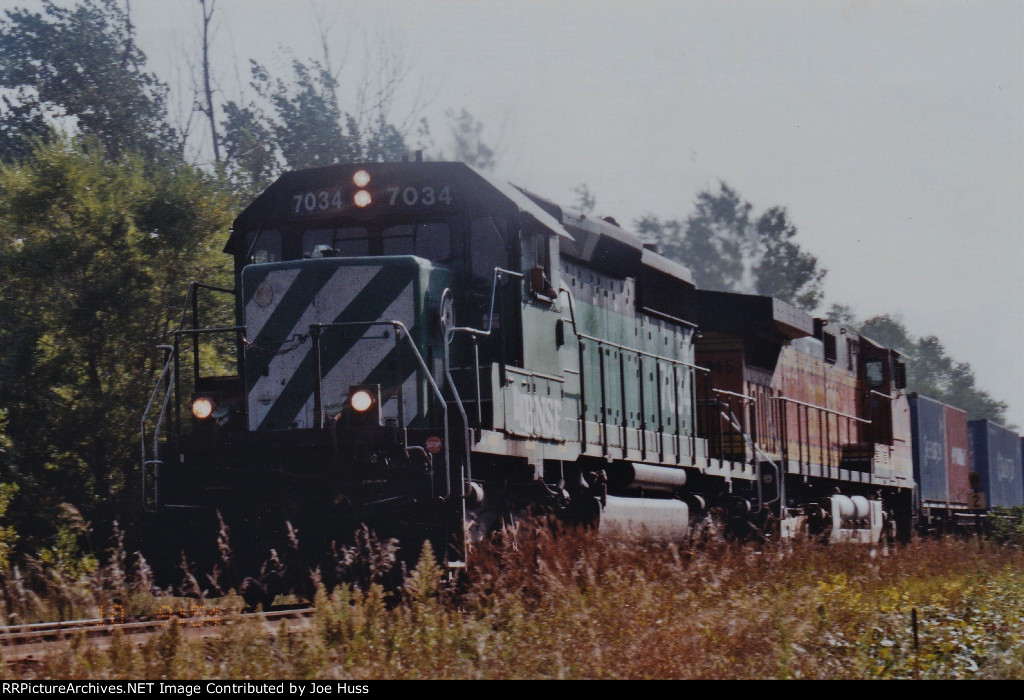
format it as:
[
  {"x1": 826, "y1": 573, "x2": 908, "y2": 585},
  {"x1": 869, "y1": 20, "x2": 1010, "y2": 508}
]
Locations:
[{"x1": 386, "y1": 185, "x2": 452, "y2": 206}]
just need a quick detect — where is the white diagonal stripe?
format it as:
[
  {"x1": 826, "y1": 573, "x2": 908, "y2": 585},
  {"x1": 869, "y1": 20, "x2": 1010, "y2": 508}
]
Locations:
[
  {"x1": 246, "y1": 265, "x2": 382, "y2": 430},
  {"x1": 244, "y1": 268, "x2": 301, "y2": 341},
  {"x1": 293, "y1": 281, "x2": 415, "y2": 428}
]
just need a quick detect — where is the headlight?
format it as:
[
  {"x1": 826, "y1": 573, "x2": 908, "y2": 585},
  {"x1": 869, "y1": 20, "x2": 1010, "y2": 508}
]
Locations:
[
  {"x1": 353, "y1": 190, "x2": 372, "y2": 207},
  {"x1": 192, "y1": 397, "x2": 215, "y2": 420},
  {"x1": 352, "y1": 170, "x2": 371, "y2": 187},
  {"x1": 350, "y1": 390, "x2": 374, "y2": 412}
]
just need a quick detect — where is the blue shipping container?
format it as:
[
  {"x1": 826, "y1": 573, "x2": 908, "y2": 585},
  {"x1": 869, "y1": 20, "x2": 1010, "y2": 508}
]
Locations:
[
  {"x1": 969, "y1": 419, "x2": 1024, "y2": 508},
  {"x1": 909, "y1": 394, "x2": 948, "y2": 505}
]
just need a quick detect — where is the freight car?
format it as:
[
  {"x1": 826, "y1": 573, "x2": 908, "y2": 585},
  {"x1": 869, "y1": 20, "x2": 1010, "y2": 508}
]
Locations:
[
  {"x1": 908, "y1": 393, "x2": 972, "y2": 532},
  {"x1": 139, "y1": 159, "x2": 921, "y2": 598},
  {"x1": 968, "y1": 419, "x2": 1024, "y2": 511}
]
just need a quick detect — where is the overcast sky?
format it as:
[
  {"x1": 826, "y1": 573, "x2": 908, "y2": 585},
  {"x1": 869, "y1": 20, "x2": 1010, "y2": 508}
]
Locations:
[{"x1": 12, "y1": 0, "x2": 1024, "y2": 427}]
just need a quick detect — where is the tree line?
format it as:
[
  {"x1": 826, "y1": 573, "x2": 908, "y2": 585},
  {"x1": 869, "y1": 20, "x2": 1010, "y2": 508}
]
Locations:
[
  {"x1": 623, "y1": 184, "x2": 1007, "y2": 424},
  {"x1": 0, "y1": 0, "x2": 1008, "y2": 565}
]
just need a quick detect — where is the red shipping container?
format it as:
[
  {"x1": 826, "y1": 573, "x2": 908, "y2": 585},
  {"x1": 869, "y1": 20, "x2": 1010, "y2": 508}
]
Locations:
[{"x1": 944, "y1": 404, "x2": 970, "y2": 507}]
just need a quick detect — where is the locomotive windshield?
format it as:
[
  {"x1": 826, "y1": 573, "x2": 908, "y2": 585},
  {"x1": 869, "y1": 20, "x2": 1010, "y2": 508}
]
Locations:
[
  {"x1": 302, "y1": 222, "x2": 451, "y2": 260},
  {"x1": 241, "y1": 220, "x2": 453, "y2": 264},
  {"x1": 302, "y1": 226, "x2": 368, "y2": 257}
]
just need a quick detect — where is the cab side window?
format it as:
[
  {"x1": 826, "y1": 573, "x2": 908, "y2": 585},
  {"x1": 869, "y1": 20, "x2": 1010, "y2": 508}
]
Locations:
[
  {"x1": 865, "y1": 360, "x2": 885, "y2": 388},
  {"x1": 245, "y1": 229, "x2": 281, "y2": 263},
  {"x1": 470, "y1": 216, "x2": 509, "y2": 285},
  {"x1": 523, "y1": 227, "x2": 556, "y2": 299}
]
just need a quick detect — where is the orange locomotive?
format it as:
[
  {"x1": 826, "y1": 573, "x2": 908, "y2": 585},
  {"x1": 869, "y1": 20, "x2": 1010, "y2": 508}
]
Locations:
[{"x1": 692, "y1": 290, "x2": 915, "y2": 541}]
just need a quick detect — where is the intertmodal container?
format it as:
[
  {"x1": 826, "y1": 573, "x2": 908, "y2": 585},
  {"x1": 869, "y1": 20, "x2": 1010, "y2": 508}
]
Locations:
[
  {"x1": 909, "y1": 394, "x2": 948, "y2": 506},
  {"x1": 944, "y1": 404, "x2": 970, "y2": 507},
  {"x1": 969, "y1": 419, "x2": 1024, "y2": 509}
]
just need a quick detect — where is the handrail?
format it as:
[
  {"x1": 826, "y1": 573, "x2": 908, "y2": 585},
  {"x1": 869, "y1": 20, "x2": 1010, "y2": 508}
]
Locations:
[
  {"x1": 774, "y1": 395, "x2": 871, "y2": 424},
  {"x1": 713, "y1": 388, "x2": 756, "y2": 403},
  {"x1": 575, "y1": 330, "x2": 709, "y2": 373},
  {"x1": 719, "y1": 406, "x2": 783, "y2": 511},
  {"x1": 140, "y1": 345, "x2": 175, "y2": 512},
  {"x1": 310, "y1": 319, "x2": 450, "y2": 499},
  {"x1": 165, "y1": 281, "x2": 235, "y2": 342},
  {"x1": 483, "y1": 267, "x2": 524, "y2": 335},
  {"x1": 774, "y1": 393, "x2": 875, "y2": 478},
  {"x1": 504, "y1": 366, "x2": 565, "y2": 384},
  {"x1": 441, "y1": 267, "x2": 524, "y2": 565},
  {"x1": 444, "y1": 268, "x2": 525, "y2": 482},
  {"x1": 191, "y1": 282, "x2": 235, "y2": 295},
  {"x1": 639, "y1": 306, "x2": 699, "y2": 329},
  {"x1": 558, "y1": 284, "x2": 707, "y2": 462},
  {"x1": 173, "y1": 326, "x2": 246, "y2": 336}
]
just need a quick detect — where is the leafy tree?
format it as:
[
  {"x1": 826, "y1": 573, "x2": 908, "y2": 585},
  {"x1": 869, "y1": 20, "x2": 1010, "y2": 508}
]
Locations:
[
  {"x1": 824, "y1": 303, "x2": 858, "y2": 329},
  {"x1": 857, "y1": 314, "x2": 915, "y2": 356},
  {"x1": 753, "y1": 206, "x2": 826, "y2": 310},
  {"x1": 363, "y1": 117, "x2": 408, "y2": 164},
  {"x1": 253, "y1": 58, "x2": 362, "y2": 169},
  {"x1": 640, "y1": 182, "x2": 826, "y2": 310},
  {"x1": 0, "y1": 93, "x2": 54, "y2": 163},
  {"x1": 444, "y1": 108, "x2": 496, "y2": 171},
  {"x1": 635, "y1": 214, "x2": 681, "y2": 251},
  {"x1": 674, "y1": 182, "x2": 750, "y2": 292},
  {"x1": 0, "y1": 0, "x2": 176, "y2": 160},
  {"x1": 220, "y1": 100, "x2": 279, "y2": 199},
  {"x1": 221, "y1": 57, "x2": 410, "y2": 195},
  {"x1": 0, "y1": 139, "x2": 234, "y2": 548}
]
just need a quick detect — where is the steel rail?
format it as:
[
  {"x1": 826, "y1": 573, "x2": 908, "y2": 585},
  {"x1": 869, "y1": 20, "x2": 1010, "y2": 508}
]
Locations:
[{"x1": 0, "y1": 607, "x2": 316, "y2": 662}]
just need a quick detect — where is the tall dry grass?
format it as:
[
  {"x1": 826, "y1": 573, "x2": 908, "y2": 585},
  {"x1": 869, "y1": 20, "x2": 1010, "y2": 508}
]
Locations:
[{"x1": 4, "y1": 522, "x2": 1024, "y2": 679}]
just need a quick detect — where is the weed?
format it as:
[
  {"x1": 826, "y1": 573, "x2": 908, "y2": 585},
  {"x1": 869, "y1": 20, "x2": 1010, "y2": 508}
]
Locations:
[{"x1": 5, "y1": 521, "x2": 1024, "y2": 678}]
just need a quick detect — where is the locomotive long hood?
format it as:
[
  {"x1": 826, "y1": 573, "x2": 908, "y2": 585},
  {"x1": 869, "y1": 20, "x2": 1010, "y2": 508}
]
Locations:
[{"x1": 695, "y1": 290, "x2": 815, "y2": 340}]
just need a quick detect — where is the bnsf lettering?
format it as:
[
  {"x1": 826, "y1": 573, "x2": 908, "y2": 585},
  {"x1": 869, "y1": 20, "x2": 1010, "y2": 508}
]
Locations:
[{"x1": 511, "y1": 386, "x2": 562, "y2": 436}]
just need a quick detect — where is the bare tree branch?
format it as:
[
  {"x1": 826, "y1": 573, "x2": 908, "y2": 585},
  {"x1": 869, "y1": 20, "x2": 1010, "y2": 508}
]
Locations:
[{"x1": 199, "y1": 0, "x2": 221, "y2": 164}]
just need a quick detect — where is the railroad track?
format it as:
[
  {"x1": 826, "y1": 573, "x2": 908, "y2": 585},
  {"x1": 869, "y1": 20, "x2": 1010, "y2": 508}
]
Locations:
[{"x1": 0, "y1": 605, "x2": 316, "y2": 664}]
